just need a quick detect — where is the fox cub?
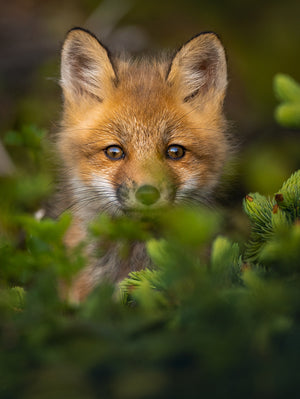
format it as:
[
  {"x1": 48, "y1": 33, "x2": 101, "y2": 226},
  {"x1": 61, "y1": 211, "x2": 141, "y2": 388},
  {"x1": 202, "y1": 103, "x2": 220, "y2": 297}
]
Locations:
[{"x1": 57, "y1": 28, "x2": 229, "y2": 301}]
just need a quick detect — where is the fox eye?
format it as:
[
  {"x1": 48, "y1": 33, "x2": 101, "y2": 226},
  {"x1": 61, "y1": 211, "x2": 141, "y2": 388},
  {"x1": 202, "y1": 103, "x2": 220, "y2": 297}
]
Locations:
[
  {"x1": 167, "y1": 145, "x2": 185, "y2": 160},
  {"x1": 105, "y1": 145, "x2": 124, "y2": 160}
]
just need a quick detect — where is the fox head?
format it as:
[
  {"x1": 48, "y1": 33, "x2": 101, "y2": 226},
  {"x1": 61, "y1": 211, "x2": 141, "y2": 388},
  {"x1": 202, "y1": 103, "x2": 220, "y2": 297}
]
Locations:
[{"x1": 58, "y1": 28, "x2": 228, "y2": 218}]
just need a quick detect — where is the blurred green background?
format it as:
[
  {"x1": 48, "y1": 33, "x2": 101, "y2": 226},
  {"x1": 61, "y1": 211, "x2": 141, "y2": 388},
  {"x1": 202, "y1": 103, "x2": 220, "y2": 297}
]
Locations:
[{"x1": 1, "y1": 0, "x2": 300, "y2": 224}]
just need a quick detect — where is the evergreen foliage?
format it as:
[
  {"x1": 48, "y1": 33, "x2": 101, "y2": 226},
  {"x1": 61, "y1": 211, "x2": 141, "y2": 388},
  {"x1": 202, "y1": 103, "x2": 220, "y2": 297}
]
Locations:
[
  {"x1": 274, "y1": 74, "x2": 300, "y2": 127},
  {"x1": 243, "y1": 170, "x2": 300, "y2": 263},
  {"x1": 0, "y1": 77, "x2": 300, "y2": 398}
]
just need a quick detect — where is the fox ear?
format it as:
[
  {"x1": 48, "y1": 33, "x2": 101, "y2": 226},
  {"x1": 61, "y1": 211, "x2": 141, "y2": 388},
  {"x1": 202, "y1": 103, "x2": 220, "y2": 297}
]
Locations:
[
  {"x1": 60, "y1": 28, "x2": 117, "y2": 103},
  {"x1": 167, "y1": 32, "x2": 227, "y2": 105}
]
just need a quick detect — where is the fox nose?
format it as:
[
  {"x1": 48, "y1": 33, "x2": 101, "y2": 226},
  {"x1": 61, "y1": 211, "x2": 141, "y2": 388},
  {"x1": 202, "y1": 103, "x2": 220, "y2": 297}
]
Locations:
[{"x1": 135, "y1": 185, "x2": 160, "y2": 206}]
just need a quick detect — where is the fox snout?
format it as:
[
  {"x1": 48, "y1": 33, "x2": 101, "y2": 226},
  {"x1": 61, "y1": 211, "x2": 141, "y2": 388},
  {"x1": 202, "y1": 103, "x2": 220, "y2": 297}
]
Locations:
[
  {"x1": 135, "y1": 185, "x2": 160, "y2": 206},
  {"x1": 116, "y1": 181, "x2": 175, "y2": 212}
]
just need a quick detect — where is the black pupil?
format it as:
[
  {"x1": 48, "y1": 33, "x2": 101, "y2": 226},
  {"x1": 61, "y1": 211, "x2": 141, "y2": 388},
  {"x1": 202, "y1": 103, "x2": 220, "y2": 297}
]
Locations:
[
  {"x1": 107, "y1": 146, "x2": 123, "y2": 159},
  {"x1": 168, "y1": 145, "x2": 184, "y2": 159}
]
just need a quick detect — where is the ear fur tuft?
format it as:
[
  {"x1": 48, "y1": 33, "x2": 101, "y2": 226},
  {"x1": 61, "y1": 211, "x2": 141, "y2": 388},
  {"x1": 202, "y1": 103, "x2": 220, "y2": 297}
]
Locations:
[
  {"x1": 60, "y1": 28, "x2": 116, "y2": 103},
  {"x1": 167, "y1": 32, "x2": 227, "y2": 104}
]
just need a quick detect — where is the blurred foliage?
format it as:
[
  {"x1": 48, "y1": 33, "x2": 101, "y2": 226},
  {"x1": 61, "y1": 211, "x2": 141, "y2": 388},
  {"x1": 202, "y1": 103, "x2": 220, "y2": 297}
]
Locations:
[
  {"x1": 0, "y1": 75, "x2": 300, "y2": 397},
  {"x1": 274, "y1": 74, "x2": 300, "y2": 127}
]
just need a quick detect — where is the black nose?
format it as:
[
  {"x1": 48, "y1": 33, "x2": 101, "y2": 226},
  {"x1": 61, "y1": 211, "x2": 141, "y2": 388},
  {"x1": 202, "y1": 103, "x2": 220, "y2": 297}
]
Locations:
[{"x1": 135, "y1": 185, "x2": 160, "y2": 206}]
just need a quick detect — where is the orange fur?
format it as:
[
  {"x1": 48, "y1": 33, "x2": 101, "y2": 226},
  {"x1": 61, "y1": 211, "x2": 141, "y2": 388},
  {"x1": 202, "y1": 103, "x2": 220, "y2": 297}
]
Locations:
[{"x1": 56, "y1": 28, "x2": 229, "y2": 302}]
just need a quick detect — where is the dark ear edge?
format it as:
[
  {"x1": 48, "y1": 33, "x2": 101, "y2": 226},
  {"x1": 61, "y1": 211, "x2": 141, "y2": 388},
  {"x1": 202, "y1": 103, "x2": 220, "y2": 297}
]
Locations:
[
  {"x1": 60, "y1": 27, "x2": 120, "y2": 105},
  {"x1": 165, "y1": 31, "x2": 227, "y2": 103},
  {"x1": 62, "y1": 27, "x2": 119, "y2": 85},
  {"x1": 165, "y1": 31, "x2": 226, "y2": 81}
]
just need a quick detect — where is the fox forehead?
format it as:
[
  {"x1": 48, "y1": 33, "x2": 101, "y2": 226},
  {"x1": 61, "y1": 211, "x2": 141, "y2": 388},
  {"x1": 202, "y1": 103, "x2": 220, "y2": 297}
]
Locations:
[
  {"x1": 69, "y1": 87, "x2": 224, "y2": 166},
  {"x1": 80, "y1": 64, "x2": 213, "y2": 139},
  {"x1": 79, "y1": 103, "x2": 201, "y2": 152},
  {"x1": 75, "y1": 72, "x2": 184, "y2": 145},
  {"x1": 115, "y1": 58, "x2": 170, "y2": 91},
  {"x1": 78, "y1": 110, "x2": 180, "y2": 159},
  {"x1": 107, "y1": 61, "x2": 180, "y2": 124}
]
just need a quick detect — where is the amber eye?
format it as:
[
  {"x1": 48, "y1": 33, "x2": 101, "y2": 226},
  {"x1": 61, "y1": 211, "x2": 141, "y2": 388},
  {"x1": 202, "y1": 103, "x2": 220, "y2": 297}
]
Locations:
[
  {"x1": 105, "y1": 145, "x2": 124, "y2": 160},
  {"x1": 167, "y1": 145, "x2": 185, "y2": 160}
]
